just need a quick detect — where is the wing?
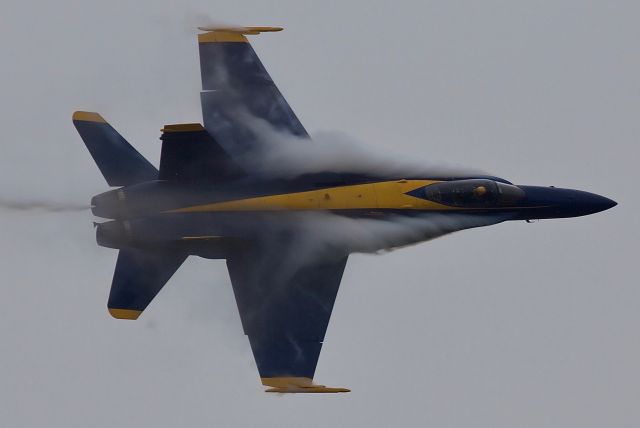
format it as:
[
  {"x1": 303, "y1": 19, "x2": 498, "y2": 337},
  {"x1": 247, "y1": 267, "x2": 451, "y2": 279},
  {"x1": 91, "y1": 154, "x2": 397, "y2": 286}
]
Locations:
[
  {"x1": 226, "y1": 241, "x2": 350, "y2": 393},
  {"x1": 197, "y1": 27, "x2": 310, "y2": 160}
]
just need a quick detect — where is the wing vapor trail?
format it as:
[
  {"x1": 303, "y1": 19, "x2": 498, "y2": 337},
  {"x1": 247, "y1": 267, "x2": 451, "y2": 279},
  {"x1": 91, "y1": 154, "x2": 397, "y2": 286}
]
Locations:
[
  {"x1": 220, "y1": 106, "x2": 487, "y2": 180},
  {"x1": 259, "y1": 211, "x2": 512, "y2": 267}
]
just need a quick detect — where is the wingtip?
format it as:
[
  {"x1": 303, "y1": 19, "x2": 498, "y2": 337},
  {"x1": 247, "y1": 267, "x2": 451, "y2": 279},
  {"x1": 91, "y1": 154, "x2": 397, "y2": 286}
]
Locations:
[
  {"x1": 197, "y1": 26, "x2": 283, "y2": 34},
  {"x1": 265, "y1": 386, "x2": 350, "y2": 393},
  {"x1": 261, "y1": 377, "x2": 349, "y2": 393}
]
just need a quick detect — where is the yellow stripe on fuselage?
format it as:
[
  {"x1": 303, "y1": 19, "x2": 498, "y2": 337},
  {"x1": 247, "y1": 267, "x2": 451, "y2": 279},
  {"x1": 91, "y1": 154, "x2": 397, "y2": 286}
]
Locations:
[{"x1": 167, "y1": 180, "x2": 457, "y2": 213}]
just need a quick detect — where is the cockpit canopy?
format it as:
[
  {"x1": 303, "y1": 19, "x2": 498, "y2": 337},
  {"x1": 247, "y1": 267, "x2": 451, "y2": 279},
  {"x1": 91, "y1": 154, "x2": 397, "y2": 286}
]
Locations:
[{"x1": 421, "y1": 179, "x2": 525, "y2": 208}]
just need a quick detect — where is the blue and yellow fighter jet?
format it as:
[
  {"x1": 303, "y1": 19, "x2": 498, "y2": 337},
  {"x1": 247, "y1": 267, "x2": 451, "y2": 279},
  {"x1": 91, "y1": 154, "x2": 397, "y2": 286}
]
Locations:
[{"x1": 73, "y1": 27, "x2": 616, "y2": 393}]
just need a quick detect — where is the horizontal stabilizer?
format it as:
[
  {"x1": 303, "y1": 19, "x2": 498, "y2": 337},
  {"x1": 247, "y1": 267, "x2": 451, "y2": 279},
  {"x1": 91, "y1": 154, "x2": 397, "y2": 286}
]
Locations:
[
  {"x1": 73, "y1": 111, "x2": 158, "y2": 186},
  {"x1": 108, "y1": 248, "x2": 187, "y2": 319}
]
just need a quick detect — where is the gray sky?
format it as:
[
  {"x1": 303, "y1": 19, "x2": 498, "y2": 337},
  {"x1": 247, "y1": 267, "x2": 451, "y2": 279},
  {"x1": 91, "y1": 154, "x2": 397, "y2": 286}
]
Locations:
[{"x1": 1, "y1": 1, "x2": 638, "y2": 427}]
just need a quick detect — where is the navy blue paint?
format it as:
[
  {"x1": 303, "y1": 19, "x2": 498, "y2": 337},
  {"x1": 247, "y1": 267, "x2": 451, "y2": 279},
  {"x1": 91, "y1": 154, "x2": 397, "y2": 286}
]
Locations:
[
  {"x1": 159, "y1": 128, "x2": 245, "y2": 182},
  {"x1": 73, "y1": 119, "x2": 158, "y2": 186},
  {"x1": 199, "y1": 42, "x2": 309, "y2": 158},
  {"x1": 108, "y1": 248, "x2": 187, "y2": 312},
  {"x1": 227, "y1": 245, "x2": 347, "y2": 378},
  {"x1": 512, "y1": 185, "x2": 617, "y2": 219}
]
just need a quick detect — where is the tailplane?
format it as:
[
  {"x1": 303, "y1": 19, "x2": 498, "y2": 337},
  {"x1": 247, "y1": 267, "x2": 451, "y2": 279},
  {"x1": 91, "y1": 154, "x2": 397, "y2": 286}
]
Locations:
[
  {"x1": 108, "y1": 248, "x2": 187, "y2": 319},
  {"x1": 72, "y1": 111, "x2": 157, "y2": 186}
]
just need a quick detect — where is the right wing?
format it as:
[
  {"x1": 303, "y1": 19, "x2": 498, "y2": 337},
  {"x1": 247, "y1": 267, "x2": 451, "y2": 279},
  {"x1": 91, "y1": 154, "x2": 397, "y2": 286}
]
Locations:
[
  {"x1": 197, "y1": 27, "x2": 310, "y2": 160},
  {"x1": 226, "y1": 241, "x2": 350, "y2": 393}
]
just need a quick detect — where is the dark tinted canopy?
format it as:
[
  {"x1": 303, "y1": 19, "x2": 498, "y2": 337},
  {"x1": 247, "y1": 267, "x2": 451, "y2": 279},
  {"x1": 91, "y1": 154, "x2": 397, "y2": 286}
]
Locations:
[{"x1": 422, "y1": 179, "x2": 525, "y2": 208}]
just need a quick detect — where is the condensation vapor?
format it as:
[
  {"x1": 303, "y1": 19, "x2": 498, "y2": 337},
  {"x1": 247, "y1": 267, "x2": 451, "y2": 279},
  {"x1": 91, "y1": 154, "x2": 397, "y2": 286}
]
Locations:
[
  {"x1": 256, "y1": 211, "x2": 511, "y2": 284},
  {"x1": 197, "y1": 97, "x2": 504, "y2": 275},
  {"x1": 229, "y1": 108, "x2": 488, "y2": 179},
  {"x1": 292, "y1": 212, "x2": 508, "y2": 257}
]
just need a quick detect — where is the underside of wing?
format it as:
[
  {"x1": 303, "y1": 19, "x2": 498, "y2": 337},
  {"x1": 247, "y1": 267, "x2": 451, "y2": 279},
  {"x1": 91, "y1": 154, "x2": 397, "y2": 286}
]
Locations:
[
  {"x1": 226, "y1": 240, "x2": 349, "y2": 393},
  {"x1": 197, "y1": 27, "x2": 309, "y2": 161}
]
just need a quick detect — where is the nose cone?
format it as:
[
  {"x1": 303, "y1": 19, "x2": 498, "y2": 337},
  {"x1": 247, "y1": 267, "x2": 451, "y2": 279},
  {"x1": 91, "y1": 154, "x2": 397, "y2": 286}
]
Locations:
[
  {"x1": 518, "y1": 186, "x2": 617, "y2": 219},
  {"x1": 580, "y1": 193, "x2": 617, "y2": 215}
]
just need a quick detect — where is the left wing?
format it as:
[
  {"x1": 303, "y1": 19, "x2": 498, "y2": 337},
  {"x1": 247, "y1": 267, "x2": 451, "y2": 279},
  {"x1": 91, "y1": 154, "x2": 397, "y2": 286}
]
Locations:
[
  {"x1": 197, "y1": 27, "x2": 310, "y2": 160},
  {"x1": 226, "y1": 241, "x2": 350, "y2": 393}
]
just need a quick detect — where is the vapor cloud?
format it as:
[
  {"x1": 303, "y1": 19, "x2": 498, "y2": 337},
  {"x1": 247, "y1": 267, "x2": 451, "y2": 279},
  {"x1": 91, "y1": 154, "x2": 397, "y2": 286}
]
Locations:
[
  {"x1": 288, "y1": 211, "x2": 508, "y2": 260},
  {"x1": 251, "y1": 211, "x2": 511, "y2": 287},
  {"x1": 229, "y1": 108, "x2": 488, "y2": 179}
]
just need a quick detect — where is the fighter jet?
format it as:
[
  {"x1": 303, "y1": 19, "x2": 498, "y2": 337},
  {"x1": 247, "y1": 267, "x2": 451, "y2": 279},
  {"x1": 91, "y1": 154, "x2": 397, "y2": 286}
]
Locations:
[{"x1": 73, "y1": 26, "x2": 616, "y2": 393}]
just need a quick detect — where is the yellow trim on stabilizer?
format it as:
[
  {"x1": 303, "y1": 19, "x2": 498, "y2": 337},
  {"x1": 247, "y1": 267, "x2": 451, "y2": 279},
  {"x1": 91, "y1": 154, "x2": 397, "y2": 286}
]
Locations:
[
  {"x1": 108, "y1": 308, "x2": 142, "y2": 320},
  {"x1": 262, "y1": 377, "x2": 314, "y2": 387},
  {"x1": 168, "y1": 180, "x2": 456, "y2": 213},
  {"x1": 261, "y1": 377, "x2": 350, "y2": 393},
  {"x1": 72, "y1": 111, "x2": 106, "y2": 123},
  {"x1": 197, "y1": 26, "x2": 283, "y2": 43},
  {"x1": 198, "y1": 31, "x2": 248, "y2": 43},
  {"x1": 162, "y1": 123, "x2": 205, "y2": 133}
]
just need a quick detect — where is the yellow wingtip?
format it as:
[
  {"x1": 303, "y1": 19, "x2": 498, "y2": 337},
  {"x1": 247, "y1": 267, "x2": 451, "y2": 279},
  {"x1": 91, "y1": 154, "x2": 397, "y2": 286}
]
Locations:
[
  {"x1": 265, "y1": 386, "x2": 351, "y2": 393},
  {"x1": 197, "y1": 26, "x2": 283, "y2": 34},
  {"x1": 108, "y1": 308, "x2": 142, "y2": 320},
  {"x1": 261, "y1": 377, "x2": 350, "y2": 393},
  {"x1": 72, "y1": 111, "x2": 106, "y2": 123}
]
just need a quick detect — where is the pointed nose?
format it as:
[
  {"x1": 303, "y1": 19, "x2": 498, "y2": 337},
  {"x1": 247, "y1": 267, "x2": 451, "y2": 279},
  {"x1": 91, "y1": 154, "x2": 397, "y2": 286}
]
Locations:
[
  {"x1": 517, "y1": 186, "x2": 617, "y2": 219},
  {"x1": 551, "y1": 189, "x2": 617, "y2": 217},
  {"x1": 581, "y1": 193, "x2": 617, "y2": 215}
]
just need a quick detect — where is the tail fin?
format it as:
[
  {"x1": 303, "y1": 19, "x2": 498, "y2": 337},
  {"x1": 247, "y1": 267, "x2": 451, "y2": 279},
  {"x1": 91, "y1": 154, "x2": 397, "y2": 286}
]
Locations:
[
  {"x1": 159, "y1": 123, "x2": 245, "y2": 182},
  {"x1": 72, "y1": 111, "x2": 158, "y2": 186}
]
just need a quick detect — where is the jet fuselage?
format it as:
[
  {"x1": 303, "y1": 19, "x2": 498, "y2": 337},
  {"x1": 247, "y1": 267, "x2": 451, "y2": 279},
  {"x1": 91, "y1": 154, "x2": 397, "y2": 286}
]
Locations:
[{"x1": 92, "y1": 173, "x2": 616, "y2": 255}]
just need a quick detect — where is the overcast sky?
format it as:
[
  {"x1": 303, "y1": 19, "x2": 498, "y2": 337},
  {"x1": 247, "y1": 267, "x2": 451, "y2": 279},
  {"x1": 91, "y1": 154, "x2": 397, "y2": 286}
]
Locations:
[{"x1": 1, "y1": 1, "x2": 638, "y2": 427}]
